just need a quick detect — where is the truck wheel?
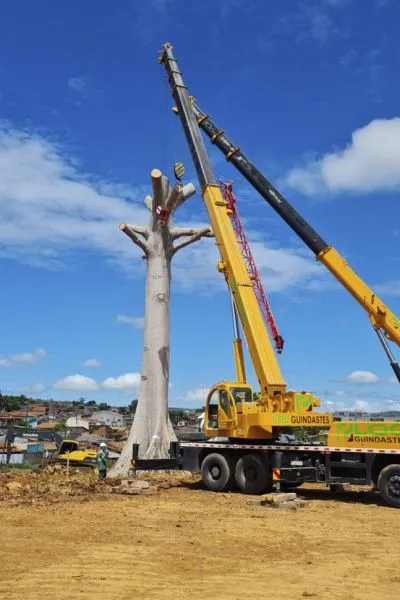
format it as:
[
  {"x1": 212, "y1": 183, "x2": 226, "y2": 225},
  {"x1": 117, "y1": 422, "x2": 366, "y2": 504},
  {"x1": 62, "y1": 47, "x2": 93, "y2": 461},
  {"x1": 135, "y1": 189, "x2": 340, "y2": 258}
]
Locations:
[
  {"x1": 235, "y1": 454, "x2": 270, "y2": 495},
  {"x1": 377, "y1": 464, "x2": 400, "y2": 508},
  {"x1": 201, "y1": 453, "x2": 234, "y2": 492}
]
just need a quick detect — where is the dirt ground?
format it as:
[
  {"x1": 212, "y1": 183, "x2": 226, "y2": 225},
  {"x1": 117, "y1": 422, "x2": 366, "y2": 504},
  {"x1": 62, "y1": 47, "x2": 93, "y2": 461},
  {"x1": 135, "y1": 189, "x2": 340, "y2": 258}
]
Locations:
[{"x1": 0, "y1": 469, "x2": 399, "y2": 600}]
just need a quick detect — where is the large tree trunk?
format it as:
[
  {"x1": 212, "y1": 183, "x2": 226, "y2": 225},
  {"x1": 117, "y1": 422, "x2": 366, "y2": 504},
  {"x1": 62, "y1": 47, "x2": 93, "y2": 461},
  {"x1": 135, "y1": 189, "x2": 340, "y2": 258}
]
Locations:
[
  {"x1": 109, "y1": 169, "x2": 212, "y2": 477},
  {"x1": 129, "y1": 249, "x2": 176, "y2": 460}
]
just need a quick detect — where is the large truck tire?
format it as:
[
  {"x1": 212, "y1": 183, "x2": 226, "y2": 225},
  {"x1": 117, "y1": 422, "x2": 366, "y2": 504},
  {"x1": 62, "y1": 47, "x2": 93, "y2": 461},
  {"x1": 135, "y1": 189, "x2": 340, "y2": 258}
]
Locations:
[
  {"x1": 235, "y1": 453, "x2": 271, "y2": 495},
  {"x1": 377, "y1": 464, "x2": 400, "y2": 508},
  {"x1": 201, "y1": 453, "x2": 235, "y2": 492}
]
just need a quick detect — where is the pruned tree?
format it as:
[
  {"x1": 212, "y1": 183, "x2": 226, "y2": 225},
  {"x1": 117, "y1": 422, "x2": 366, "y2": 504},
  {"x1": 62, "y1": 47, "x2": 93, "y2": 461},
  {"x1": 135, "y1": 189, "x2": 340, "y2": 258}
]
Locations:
[{"x1": 109, "y1": 168, "x2": 213, "y2": 476}]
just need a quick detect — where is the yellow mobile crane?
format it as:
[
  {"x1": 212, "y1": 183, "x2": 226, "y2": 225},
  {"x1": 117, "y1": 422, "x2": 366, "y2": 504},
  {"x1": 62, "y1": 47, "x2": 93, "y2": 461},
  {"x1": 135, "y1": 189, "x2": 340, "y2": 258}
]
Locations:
[{"x1": 152, "y1": 44, "x2": 400, "y2": 507}]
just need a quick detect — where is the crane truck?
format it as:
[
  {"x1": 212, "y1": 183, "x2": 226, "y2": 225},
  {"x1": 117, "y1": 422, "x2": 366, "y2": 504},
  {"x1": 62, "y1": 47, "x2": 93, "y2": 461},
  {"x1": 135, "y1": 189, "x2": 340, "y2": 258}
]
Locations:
[{"x1": 132, "y1": 43, "x2": 400, "y2": 508}]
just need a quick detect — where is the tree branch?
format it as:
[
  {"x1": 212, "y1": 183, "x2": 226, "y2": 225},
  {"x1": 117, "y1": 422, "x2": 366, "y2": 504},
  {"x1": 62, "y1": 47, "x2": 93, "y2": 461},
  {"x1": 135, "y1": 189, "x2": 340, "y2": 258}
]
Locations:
[
  {"x1": 120, "y1": 223, "x2": 151, "y2": 255},
  {"x1": 170, "y1": 226, "x2": 212, "y2": 240},
  {"x1": 123, "y1": 224, "x2": 149, "y2": 239},
  {"x1": 171, "y1": 227, "x2": 214, "y2": 256}
]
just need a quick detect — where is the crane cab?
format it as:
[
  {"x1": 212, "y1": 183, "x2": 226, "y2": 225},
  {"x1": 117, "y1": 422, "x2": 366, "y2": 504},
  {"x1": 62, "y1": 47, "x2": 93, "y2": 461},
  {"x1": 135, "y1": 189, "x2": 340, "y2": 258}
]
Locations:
[
  {"x1": 204, "y1": 381, "x2": 333, "y2": 440},
  {"x1": 204, "y1": 381, "x2": 268, "y2": 439},
  {"x1": 205, "y1": 381, "x2": 252, "y2": 421}
]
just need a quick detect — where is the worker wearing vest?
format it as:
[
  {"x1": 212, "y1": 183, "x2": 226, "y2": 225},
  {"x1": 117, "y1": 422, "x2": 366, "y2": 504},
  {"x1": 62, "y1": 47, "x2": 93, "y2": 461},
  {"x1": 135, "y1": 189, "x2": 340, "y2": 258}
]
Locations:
[{"x1": 96, "y1": 442, "x2": 109, "y2": 480}]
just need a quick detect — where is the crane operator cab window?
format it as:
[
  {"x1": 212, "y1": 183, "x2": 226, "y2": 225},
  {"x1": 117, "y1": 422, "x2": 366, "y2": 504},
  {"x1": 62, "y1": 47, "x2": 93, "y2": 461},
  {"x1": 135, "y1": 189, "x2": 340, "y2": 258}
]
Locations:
[
  {"x1": 219, "y1": 390, "x2": 232, "y2": 419},
  {"x1": 207, "y1": 389, "x2": 235, "y2": 428},
  {"x1": 207, "y1": 390, "x2": 219, "y2": 429},
  {"x1": 230, "y1": 387, "x2": 253, "y2": 404}
]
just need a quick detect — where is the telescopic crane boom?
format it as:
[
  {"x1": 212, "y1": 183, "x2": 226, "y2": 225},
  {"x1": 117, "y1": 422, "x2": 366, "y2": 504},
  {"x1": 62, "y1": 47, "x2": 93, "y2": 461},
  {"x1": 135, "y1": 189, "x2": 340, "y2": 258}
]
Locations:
[
  {"x1": 160, "y1": 45, "x2": 400, "y2": 383},
  {"x1": 159, "y1": 43, "x2": 330, "y2": 440},
  {"x1": 159, "y1": 43, "x2": 286, "y2": 399}
]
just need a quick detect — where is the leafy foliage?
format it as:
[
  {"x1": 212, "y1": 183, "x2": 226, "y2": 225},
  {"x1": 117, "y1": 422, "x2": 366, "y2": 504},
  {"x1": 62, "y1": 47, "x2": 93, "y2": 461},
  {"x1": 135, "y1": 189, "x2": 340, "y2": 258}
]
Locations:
[{"x1": 0, "y1": 392, "x2": 31, "y2": 412}]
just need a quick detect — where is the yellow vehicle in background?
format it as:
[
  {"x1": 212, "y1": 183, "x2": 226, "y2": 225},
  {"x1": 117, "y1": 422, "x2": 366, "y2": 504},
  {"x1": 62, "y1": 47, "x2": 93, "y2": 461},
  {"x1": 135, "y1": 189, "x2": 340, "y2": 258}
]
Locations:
[{"x1": 51, "y1": 440, "x2": 97, "y2": 469}]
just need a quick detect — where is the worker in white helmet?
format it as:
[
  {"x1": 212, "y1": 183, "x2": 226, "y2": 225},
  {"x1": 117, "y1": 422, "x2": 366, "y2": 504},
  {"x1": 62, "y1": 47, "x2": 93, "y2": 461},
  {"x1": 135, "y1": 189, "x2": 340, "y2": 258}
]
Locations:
[{"x1": 96, "y1": 442, "x2": 109, "y2": 480}]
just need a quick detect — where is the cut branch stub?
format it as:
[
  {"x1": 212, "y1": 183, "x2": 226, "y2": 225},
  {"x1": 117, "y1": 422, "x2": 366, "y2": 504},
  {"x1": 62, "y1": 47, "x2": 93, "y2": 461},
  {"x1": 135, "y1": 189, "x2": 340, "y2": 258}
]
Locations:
[
  {"x1": 164, "y1": 184, "x2": 182, "y2": 214},
  {"x1": 151, "y1": 169, "x2": 163, "y2": 212},
  {"x1": 176, "y1": 182, "x2": 196, "y2": 209}
]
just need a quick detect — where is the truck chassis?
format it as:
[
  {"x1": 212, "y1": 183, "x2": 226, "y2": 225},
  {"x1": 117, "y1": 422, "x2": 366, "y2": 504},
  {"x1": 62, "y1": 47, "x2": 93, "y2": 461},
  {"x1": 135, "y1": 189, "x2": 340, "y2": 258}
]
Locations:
[{"x1": 133, "y1": 441, "x2": 400, "y2": 508}]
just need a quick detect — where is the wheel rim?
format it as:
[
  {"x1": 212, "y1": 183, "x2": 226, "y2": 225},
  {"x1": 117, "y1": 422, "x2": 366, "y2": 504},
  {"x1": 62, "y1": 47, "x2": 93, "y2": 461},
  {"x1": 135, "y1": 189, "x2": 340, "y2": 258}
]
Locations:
[
  {"x1": 210, "y1": 464, "x2": 222, "y2": 480},
  {"x1": 388, "y1": 474, "x2": 400, "y2": 499}
]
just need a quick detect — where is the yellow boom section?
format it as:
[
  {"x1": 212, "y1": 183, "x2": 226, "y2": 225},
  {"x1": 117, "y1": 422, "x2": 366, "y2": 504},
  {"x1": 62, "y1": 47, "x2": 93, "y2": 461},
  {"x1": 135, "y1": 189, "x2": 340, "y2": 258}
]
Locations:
[
  {"x1": 203, "y1": 184, "x2": 286, "y2": 396},
  {"x1": 319, "y1": 246, "x2": 400, "y2": 344}
]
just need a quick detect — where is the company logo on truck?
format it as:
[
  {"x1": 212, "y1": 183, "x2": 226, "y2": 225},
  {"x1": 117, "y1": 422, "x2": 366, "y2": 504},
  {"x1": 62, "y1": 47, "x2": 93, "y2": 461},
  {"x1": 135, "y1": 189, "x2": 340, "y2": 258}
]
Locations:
[
  {"x1": 272, "y1": 414, "x2": 331, "y2": 426},
  {"x1": 336, "y1": 422, "x2": 400, "y2": 445}
]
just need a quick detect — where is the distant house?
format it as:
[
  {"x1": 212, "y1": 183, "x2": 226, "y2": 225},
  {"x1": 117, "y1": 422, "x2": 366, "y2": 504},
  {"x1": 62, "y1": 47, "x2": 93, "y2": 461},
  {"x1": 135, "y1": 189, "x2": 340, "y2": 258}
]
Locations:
[
  {"x1": 0, "y1": 413, "x2": 13, "y2": 427},
  {"x1": 26, "y1": 442, "x2": 45, "y2": 453},
  {"x1": 0, "y1": 452, "x2": 24, "y2": 465},
  {"x1": 123, "y1": 415, "x2": 134, "y2": 428},
  {"x1": 7, "y1": 412, "x2": 38, "y2": 428},
  {"x1": 29, "y1": 405, "x2": 47, "y2": 417},
  {"x1": 13, "y1": 436, "x2": 28, "y2": 451},
  {"x1": 90, "y1": 410, "x2": 124, "y2": 427},
  {"x1": 65, "y1": 416, "x2": 90, "y2": 431}
]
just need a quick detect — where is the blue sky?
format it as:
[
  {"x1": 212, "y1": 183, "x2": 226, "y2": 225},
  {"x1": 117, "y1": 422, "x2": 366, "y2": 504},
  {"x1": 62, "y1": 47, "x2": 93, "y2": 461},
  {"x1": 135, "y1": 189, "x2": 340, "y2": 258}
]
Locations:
[{"x1": 0, "y1": 0, "x2": 399, "y2": 411}]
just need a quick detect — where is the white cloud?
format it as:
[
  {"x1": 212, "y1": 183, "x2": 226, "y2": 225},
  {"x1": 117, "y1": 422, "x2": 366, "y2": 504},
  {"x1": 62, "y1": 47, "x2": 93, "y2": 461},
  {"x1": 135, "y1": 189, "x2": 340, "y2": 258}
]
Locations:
[
  {"x1": 0, "y1": 122, "x2": 149, "y2": 270},
  {"x1": 186, "y1": 387, "x2": 209, "y2": 404},
  {"x1": 0, "y1": 348, "x2": 46, "y2": 367},
  {"x1": 353, "y1": 399, "x2": 370, "y2": 412},
  {"x1": 286, "y1": 118, "x2": 400, "y2": 196},
  {"x1": 53, "y1": 374, "x2": 98, "y2": 391},
  {"x1": 68, "y1": 76, "x2": 87, "y2": 92},
  {"x1": 318, "y1": 385, "x2": 400, "y2": 412},
  {"x1": 346, "y1": 370, "x2": 379, "y2": 384},
  {"x1": 115, "y1": 315, "x2": 145, "y2": 328},
  {"x1": 10, "y1": 348, "x2": 46, "y2": 364},
  {"x1": 102, "y1": 373, "x2": 141, "y2": 390},
  {"x1": 0, "y1": 122, "x2": 326, "y2": 295},
  {"x1": 374, "y1": 280, "x2": 400, "y2": 297},
  {"x1": 19, "y1": 383, "x2": 45, "y2": 394},
  {"x1": 173, "y1": 236, "x2": 324, "y2": 293},
  {"x1": 51, "y1": 372, "x2": 141, "y2": 392},
  {"x1": 83, "y1": 358, "x2": 102, "y2": 368}
]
